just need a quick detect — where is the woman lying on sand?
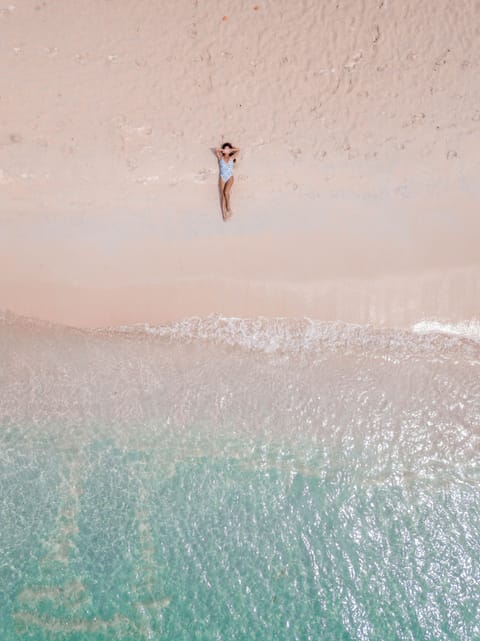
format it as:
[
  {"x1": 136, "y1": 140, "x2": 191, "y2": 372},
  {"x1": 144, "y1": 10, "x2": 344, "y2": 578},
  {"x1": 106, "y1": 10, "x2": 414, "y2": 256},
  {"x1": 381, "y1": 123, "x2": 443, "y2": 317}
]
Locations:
[{"x1": 216, "y1": 142, "x2": 240, "y2": 220}]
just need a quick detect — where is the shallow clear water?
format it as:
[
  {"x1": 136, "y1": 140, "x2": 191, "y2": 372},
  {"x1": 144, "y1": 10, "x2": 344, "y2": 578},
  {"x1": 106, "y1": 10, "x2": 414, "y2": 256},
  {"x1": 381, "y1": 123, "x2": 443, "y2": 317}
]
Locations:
[{"x1": 1, "y1": 313, "x2": 479, "y2": 640}]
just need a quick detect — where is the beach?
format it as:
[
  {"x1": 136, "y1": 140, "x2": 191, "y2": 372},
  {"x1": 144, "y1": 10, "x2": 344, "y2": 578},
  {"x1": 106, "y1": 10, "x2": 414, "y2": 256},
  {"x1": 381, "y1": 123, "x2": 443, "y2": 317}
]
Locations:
[{"x1": 1, "y1": 0, "x2": 479, "y2": 327}]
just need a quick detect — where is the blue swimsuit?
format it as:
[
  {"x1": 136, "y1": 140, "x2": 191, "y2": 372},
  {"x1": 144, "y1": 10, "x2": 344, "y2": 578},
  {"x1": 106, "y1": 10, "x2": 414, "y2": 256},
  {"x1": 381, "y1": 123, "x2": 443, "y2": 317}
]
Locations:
[{"x1": 219, "y1": 156, "x2": 234, "y2": 181}]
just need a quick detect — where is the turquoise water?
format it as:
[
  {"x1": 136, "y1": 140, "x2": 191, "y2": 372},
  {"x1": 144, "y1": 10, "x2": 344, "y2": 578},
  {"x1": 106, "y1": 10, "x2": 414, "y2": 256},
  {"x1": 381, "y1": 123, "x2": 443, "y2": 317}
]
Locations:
[
  {"x1": 1, "y1": 314, "x2": 479, "y2": 640},
  {"x1": 2, "y1": 439, "x2": 479, "y2": 641}
]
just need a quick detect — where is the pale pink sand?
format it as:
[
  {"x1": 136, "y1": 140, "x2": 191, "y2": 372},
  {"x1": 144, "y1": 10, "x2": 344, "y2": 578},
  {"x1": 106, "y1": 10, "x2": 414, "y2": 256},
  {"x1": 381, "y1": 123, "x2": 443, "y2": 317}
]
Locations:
[{"x1": 1, "y1": 0, "x2": 479, "y2": 327}]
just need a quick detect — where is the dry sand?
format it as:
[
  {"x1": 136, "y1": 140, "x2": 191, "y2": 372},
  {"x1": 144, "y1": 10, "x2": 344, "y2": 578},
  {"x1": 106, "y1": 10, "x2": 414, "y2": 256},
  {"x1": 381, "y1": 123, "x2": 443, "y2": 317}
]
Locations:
[{"x1": 1, "y1": 0, "x2": 479, "y2": 327}]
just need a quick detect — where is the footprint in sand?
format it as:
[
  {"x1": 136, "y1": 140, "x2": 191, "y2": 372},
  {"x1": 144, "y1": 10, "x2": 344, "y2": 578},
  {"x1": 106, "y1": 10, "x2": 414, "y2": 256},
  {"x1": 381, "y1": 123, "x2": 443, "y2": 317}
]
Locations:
[
  {"x1": 75, "y1": 53, "x2": 88, "y2": 65},
  {"x1": 0, "y1": 5, "x2": 15, "y2": 17},
  {"x1": 0, "y1": 169, "x2": 13, "y2": 184},
  {"x1": 194, "y1": 168, "x2": 214, "y2": 184},
  {"x1": 289, "y1": 147, "x2": 302, "y2": 159}
]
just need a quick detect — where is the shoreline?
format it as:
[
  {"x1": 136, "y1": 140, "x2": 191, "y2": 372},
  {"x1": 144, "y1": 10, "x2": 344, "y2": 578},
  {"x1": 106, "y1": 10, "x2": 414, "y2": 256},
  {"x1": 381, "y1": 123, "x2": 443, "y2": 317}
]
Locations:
[
  {"x1": 2, "y1": 265, "x2": 479, "y2": 330},
  {"x1": 2, "y1": 192, "x2": 479, "y2": 329}
]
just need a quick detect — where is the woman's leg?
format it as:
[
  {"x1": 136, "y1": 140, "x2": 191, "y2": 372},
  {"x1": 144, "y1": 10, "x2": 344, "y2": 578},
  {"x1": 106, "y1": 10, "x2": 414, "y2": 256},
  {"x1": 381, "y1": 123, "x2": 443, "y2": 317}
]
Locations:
[
  {"x1": 224, "y1": 176, "x2": 234, "y2": 213},
  {"x1": 219, "y1": 178, "x2": 227, "y2": 219}
]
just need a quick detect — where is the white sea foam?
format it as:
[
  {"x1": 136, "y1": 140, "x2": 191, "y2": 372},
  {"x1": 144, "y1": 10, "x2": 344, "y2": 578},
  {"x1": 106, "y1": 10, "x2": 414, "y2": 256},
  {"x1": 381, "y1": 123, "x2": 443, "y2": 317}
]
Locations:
[
  {"x1": 412, "y1": 320, "x2": 480, "y2": 343},
  {"x1": 2, "y1": 309, "x2": 479, "y2": 357},
  {"x1": 99, "y1": 314, "x2": 480, "y2": 357}
]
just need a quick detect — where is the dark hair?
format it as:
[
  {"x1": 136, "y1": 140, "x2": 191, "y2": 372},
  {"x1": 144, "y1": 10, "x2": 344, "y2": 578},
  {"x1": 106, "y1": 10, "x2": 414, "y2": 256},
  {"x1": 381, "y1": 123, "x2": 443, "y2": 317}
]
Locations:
[{"x1": 221, "y1": 142, "x2": 233, "y2": 150}]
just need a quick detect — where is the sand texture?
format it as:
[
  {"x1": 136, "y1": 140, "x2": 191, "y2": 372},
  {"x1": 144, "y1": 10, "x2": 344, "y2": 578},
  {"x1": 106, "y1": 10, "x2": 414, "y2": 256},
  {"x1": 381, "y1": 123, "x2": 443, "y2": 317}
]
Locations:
[{"x1": 1, "y1": 0, "x2": 479, "y2": 326}]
